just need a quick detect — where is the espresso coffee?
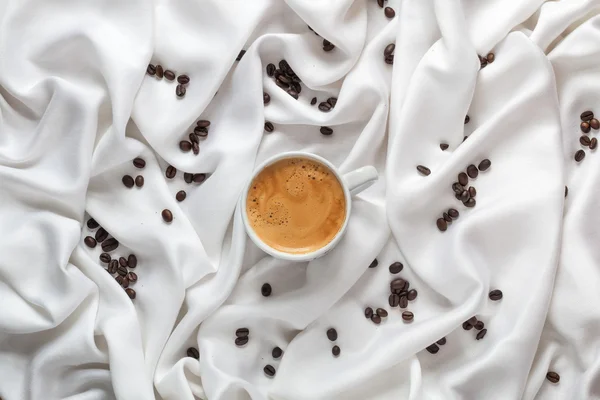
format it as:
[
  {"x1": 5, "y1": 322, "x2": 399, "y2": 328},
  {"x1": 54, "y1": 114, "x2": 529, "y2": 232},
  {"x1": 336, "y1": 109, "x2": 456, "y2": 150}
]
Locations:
[{"x1": 246, "y1": 157, "x2": 346, "y2": 254}]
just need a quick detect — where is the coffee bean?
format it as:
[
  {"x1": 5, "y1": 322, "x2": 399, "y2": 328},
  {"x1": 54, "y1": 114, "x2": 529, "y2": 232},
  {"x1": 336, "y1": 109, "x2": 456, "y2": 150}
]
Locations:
[
  {"x1": 480, "y1": 57, "x2": 488, "y2": 69},
  {"x1": 591, "y1": 119, "x2": 600, "y2": 130},
  {"x1": 389, "y1": 262, "x2": 403, "y2": 274},
  {"x1": 385, "y1": 54, "x2": 394, "y2": 65},
  {"x1": 193, "y1": 142, "x2": 200, "y2": 155},
  {"x1": 452, "y1": 182, "x2": 464, "y2": 193},
  {"x1": 276, "y1": 79, "x2": 289, "y2": 89},
  {"x1": 437, "y1": 218, "x2": 447, "y2": 232},
  {"x1": 195, "y1": 127, "x2": 208, "y2": 138},
  {"x1": 156, "y1": 65, "x2": 164, "y2": 78},
  {"x1": 467, "y1": 165, "x2": 479, "y2": 179},
  {"x1": 279, "y1": 60, "x2": 291, "y2": 73},
  {"x1": 581, "y1": 122, "x2": 591, "y2": 133},
  {"x1": 332, "y1": 346, "x2": 340, "y2": 357},
  {"x1": 365, "y1": 307, "x2": 374, "y2": 319},
  {"x1": 580, "y1": 135, "x2": 591, "y2": 146},
  {"x1": 176, "y1": 84, "x2": 186, "y2": 98},
  {"x1": 87, "y1": 218, "x2": 99, "y2": 229},
  {"x1": 443, "y1": 212, "x2": 452, "y2": 223},
  {"x1": 162, "y1": 209, "x2": 173, "y2": 223},
  {"x1": 236, "y1": 328, "x2": 249, "y2": 337},
  {"x1": 389, "y1": 294, "x2": 400, "y2": 307},
  {"x1": 122, "y1": 175, "x2": 134, "y2": 188},
  {"x1": 468, "y1": 187, "x2": 476, "y2": 198},
  {"x1": 591, "y1": 138, "x2": 598, "y2": 150},
  {"x1": 575, "y1": 149, "x2": 585, "y2": 162},
  {"x1": 176, "y1": 190, "x2": 186, "y2": 202},
  {"x1": 399, "y1": 296, "x2": 408, "y2": 308},
  {"x1": 236, "y1": 50, "x2": 246, "y2": 61},
  {"x1": 320, "y1": 126, "x2": 333, "y2": 136},
  {"x1": 127, "y1": 272, "x2": 138, "y2": 282},
  {"x1": 376, "y1": 308, "x2": 388, "y2": 318},
  {"x1": 384, "y1": 43, "x2": 395, "y2": 57},
  {"x1": 135, "y1": 175, "x2": 144, "y2": 188},
  {"x1": 581, "y1": 111, "x2": 594, "y2": 121},
  {"x1": 318, "y1": 102, "x2": 332, "y2": 112},
  {"x1": 166, "y1": 165, "x2": 177, "y2": 179},
  {"x1": 402, "y1": 311, "x2": 414, "y2": 322},
  {"x1": 119, "y1": 257, "x2": 128, "y2": 267},
  {"x1": 235, "y1": 336, "x2": 249, "y2": 347},
  {"x1": 179, "y1": 141, "x2": 192, "y2": 152},
  {"x1": 371, "y1": 314, "x2": 381, "y2": 324},
  {"x1": 546, "y1": 371, "x2": 560, "y2": 384},
  {"x1": 478, "y1": 159, "x2": 491, "y2": 171},
  {"x1": 108, "y1": 260, "x2": 118, "y2": 274},
  {"x1": 466, "y1": 316, "x2": 477, "y2": 325},
  {"x1": 264, "y1": 122, "x2": 274, "y2": 133},
  {"x1": 187, "y1": 347, "x2": 200, "y2": 359},
  {"x1": 84, "y1": 236, "x2": 96, "y2": 248},
  {"x1": 266, "y1": 63, "x2": 276, "y2": 76},
  {"x1": 116, "y1": 275, "x2": 123, "y2": 285},
  {"x1": 126, "y1": 288, "x2": 136, "y2": 299},
  {"x1": 183, "y1": 172, "x2": 193, "y2": 183},
  {"x1": 465, "y1": 115, "x2": 470, "y2": 124},
  {"x1": 391, "y1": 278, "x2": 406, "y2": 291},
  {"x1": 369, "y1": 259, "x2": 378, "y2": 268},
  {"x1": 476, "y1": 328, "x2": 487, "y2": 340},
  {"x1": 177, "y1": 75, "x2": 190, "y2": 85},
  {"x1": 384, "y1": 7, "x2": 395, "y2": 18},
  {"x1": 440, "y1": 143, "x2": 449, "y2": 151},
  {"x1": 147, "y1": 64, "x2": 156, "y2": 75},
  {"x1": 192, "y1": 173, "x2": 206, "y2": 184},
  {"x1": 448, "y1": 208, "x2": 459, "y2": 219},
  {"x1": 264, "y1": 364, "x2": 276, "y2": 377},
  {"x1": 263, "y1": 92, "x2": 271, "y2": 105},
  {"x1": 565, "y1": 186, "x2": 568, "y2": 197},
  {"x1": 327, "y1": 328, "x2": 338, "y2": 341},
  {"x1": 407, "y1": 289, "x2": 417, "y2": 301},
  {"x1": 459, "y1": 191, "x2": 469, "y2": 202},
  {"x1": 325, "y1": 97, "x2": 337, "y2": 108},
  {"x1": 277, "y1": 74, "x2": 291, "y2": 84},
  {"x1": 489, "y1": 289, "x2": 503, "y2": 301},
  {"x1": 436, "y1": 337, "x2": 447, "y2": 346},
  {"x1": 311, "y1": 97, "x2": 317, "y2": 105},
  {"x1": 115, "y1": 266, "x2": 127, "y2": 277},
  {"x1": 95, "y1": 228, "x2": 108, "y2": 242},
  {"x1": 417, "y1": 165, "x2": 431, "y2": 176},
  {"x1": 323, "y1": 40, "x2": 335, "y2": 52},
  {"x1": 99, "y1": 253, "x2": 111, "y2": 263},
  {"x1": 462, "y1": 321, "x2": 473, "y2": 330},
  {"x1": 261, "y1": 283, "x2": 272, "y2": 297},
  {"x1": 475, "y1": 321, "x2": 485, "y2": 330},
  {"x1": 121, "y1": 276, "x2": 130, "y2": 288},
  {"x1": 464, "y1": 198, "x2": 476, "y2": 208},
  {"x1": 426, "y1": 344, "x2": 439, "y2": 354},
  {"x1": 189, "y1": 133, "x2": 199, "y2": 144},
  {"x1": 287, "y1": 89, "x2": 299, "y2": 99},
  {"x1": 458, "y1": 172, "x2": 468, "y2": 186},
  {"x1": 463, "y1": 135, "x2": 469, "y2": 142},
  {"x1": 196, "y1": 120, "x2": 211, "y2": 129},
  {"x1": 133, "y1": 158, "x2": 146, "y2": 169},
  {"x1": 377, "y1": 0, "x2": 385, "y2": 7},
  {"x1": 487, "y1": 53, "x2": 495, "y2": 63},
  {"x1": 163, "y1": 70, "x2": 175, "y2": 81}
]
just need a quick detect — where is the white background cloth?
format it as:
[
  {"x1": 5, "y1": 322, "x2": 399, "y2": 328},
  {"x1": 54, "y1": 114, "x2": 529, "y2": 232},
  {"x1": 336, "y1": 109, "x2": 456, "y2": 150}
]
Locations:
[{"x1": 1, "y1": 0, "x2": 600, "y2": 399}]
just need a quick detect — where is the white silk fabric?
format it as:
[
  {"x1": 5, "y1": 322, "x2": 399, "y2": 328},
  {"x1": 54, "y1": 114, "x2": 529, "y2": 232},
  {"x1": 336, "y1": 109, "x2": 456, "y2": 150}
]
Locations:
[{"x1": 1, "y1": 0, "x2": 600, "y2": 399}]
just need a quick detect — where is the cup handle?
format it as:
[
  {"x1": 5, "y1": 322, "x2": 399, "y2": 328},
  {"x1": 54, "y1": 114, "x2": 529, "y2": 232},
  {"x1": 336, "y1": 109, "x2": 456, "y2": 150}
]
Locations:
[{"x1": 342, "y1": 166, "x2": 378, "y2": 195}]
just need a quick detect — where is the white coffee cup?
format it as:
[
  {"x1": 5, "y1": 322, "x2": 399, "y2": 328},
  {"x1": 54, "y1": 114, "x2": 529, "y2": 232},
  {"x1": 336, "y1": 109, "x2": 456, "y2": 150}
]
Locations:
[{"x1": 240, "y1": 152, "x2": 378, "y2": 262}]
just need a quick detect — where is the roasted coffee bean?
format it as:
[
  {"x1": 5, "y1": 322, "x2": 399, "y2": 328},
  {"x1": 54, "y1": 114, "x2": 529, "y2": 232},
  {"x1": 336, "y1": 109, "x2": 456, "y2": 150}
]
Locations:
[
  {"x1": 116, "y1": 275, "x2": 123, "y2": 285},
  {"x1": 332, "y1": 346, "x2": 341, "y2": 357},
  {"x1": 117, "y1": 266, "x2": 128, "y2": 276},
  {"x1": 264, "y1": 92, "x2": 271, "y2": 105},
  {"x1": 236, "y1": 50, "x2": 246, "y2": 61},
  {"x1": 407, "y1": 289, "x2": 417, "y2": 301},
  {"x1": 465, "y1": 115, "x2": 470, "y2": 124},
  {"x1": 156, "y1": 65, "x2": 164, "y2": 78},
  {"x1": 122, "y1": 175, "x2": 134, "y2": 188},
  {"x1": 320, "y1": 126, "x2": 333, "y2": 136},
  {"x1": 264, "y1": 121, "x2": 274, "y2": 133},
  {"x1": 443, "y1": 212, "x2": 452, "y2": 223},
  {"x1": 389, "y1": 294, "x2": 400, "y2": 307},
  {"x1": 476, "y1": 328, "x2": 487, "y2": 340},
  {"x1": 196, "y1": 120, "x2": 210, "y2": 128},
  {"x1": 402, "y1": 311, "x2": 414, "y2": 322},
  {"x1": 384, "y1": 43, "x2": 395, "y2": 57},
  {"x1": 133, "y1": 157, "x2": 146, "y2": 169},
  {"x1": 377, "y1": 0, "x2": 385, "y2": 7},
  {"x1": 440, "y1": 143, "x2": 449, "y2": 151},
  {"x1": 235, "y1": 336, "x2": 249, "y2": 346},
  {"x1": 489, "y1": 289, "x2": 503, "y2": 301},
  {"x1": 176, "y1": 84, "x2": 186, "y2": 98},
  {"x1": 126, "y1": 288, "x2": 136, "y2": 299},
  {"x1": 478, "y1": 159, "x2": 491, "y2": 171},
  {"x1": 264, "y1": 364, "x2": 276, "y2": 377},
  {"x1": 426, "y1": 344, "x2": 439, "y2": 354},
  {"x1": 277, "y1": 74, "x2": 291, "y2": 84},
  {"x1": 124, "y1": 255, "x2": 136, "y2": 270},
  {"x1": 369, "y1": 259, "x2": 378, "y2": 269},
  {"x1": 323, "y1": 39, "x2": 335, "y2": 52},
  {"x1": 108, "y1": 260, "x2": 118, "y2": 274},
  {"x1": 591, "y1": 138, "x2": 598, "y2": 150},
  {"x1": 437, "y1": 218, "x2": 447, "y2": 232},
  {"x1": 177, "y1": 75, "x2": 190, "y2": 85},
  {"x1": 403, "y1": 280, "x2": 410, "y2": 291},
  {"x1": 121, "y1": 277, "x2": 130, "y2": 288},
  {"x1": 327, "y1": 97, "x2": 337, "y2": 108},
  {"x1": 581, "y1": 122, "x2": 591, "y2": 133},
  {"x1": 448, "y1": 208, "x2": 459, "y2": 219},
  {"x1": 266, "y1": 63, "x2": 276, "y2": 76},
  {"x1": 163, "y1": 70, "x2": 175, "y2": 81},
  {"x1": 273, "y1": 69, "x2": 283, "y2": 79},
  {"x1": 467, "y1": 316, "x2": 478, "y2": 325},
  {"x1": 467, "y1": 165, "x2": 479, "y2": 179},
  {"x1": 462, "y1": 321, "x2": 473, "y2": 330},
  {"x1": 580, "y1": 135, "x2": 591, "y2": 146},
  {"x1": 565, "y1": 186, "x2": 568, "y2": 197},
  {"x1": 165, "y1": 165, "x2": 177, "y2": 179},
  {"x1": 95, "y1": 228, "x2": 108, "y2": 243},
  {"x1": 464, "y1": 198, "x2": 476, "y2": 208},
  {"x1": 287, "y1": 89, "x2": 299, "y2": 99},
  {"x1": 327, "y1": 328, "x2": 338, "y2": 341},
  {"x1": 546, "y1": 371, "x2": 560, "y2": 384},
  {"x1": 193, "y1": 173, "x2": 206, "y2": 183},
  {"x1": 391, "y1": 278, "x2": 406, "y2": 291},
  {"x1": 183, "y1": 172, "x2": 193, "y2": 183},
  {"x1": 385, "y1": 54, "x2": 394, "y2": 65},
  {"x1": 399, "y1": 296, "x2": 408, "y2": 308},
  {"x1": 384, "y1": 6, "x2": 395, "y2": 18},
  {"x1": 87, "y1": 218, "x2": 99, "y2": 229},
  {"x1": 127, "y1": 272, "x2": 138, "y2": 282},
  {"x1": 84, "y1": 236, "x2": 96, "y2": 248},
  {"x1": 417, "y1": 165, "x2": 431, "y2": 176},
  {"x1": 468, "y1": 187, "x2": 476, "y2": 198},
  {"x1": 162, "y1": 209, "x2": 173, "y2": 223},
  {"x1": 275, "y1": 79, "x2": 289, "y2": 89},
  {"x1": 180, "y1": 141, "x2": 192, "y2": 152},
  {"x1": 581, "y1": 111, "x2": 594, "y2": 121},
  {"x1": 575, "y1": 149, "x2": 585, "y2": 162},
  {"x1": 376, "y1": 308, "x2": 388, "y2": 318},
  {"x1": 176, "y1": 190, "x2": 186, "y2": 202},
  {"x1": 318, "y1": 102, "x2": 332, "y2": 112},
  {"x1": 371, "y1": 314, "x2": 381, "y2": 324},
  {"x1": 119, "y1": 257, "x2": 128, "y2": 267},
  {"x1": 189, "y1": 133, "x2": 199, "y2": 144},
  {"x1": 311, "y1": 97, "x2": 317, "y2": 105},
  {"x1": 135, "y1": 175, "x2": 144, "y2": 187},
  {"x1": 452, "y1": 182, "x2": 464, "y2": 193},
  {"x1": 99, "y1": 253, "x2": 111, "y2": 263},
  {"x1": 365, "y1": 307, "x2": 374, "y2": 319},
  {"x1": 475, "y1": 321, "x2": 485, "y2": 330},
  {"x1": 279, "y1": 60, "x2": 290, "y2": 73},
  {"x1": 487, "y1": 53, "x2": 495, "y2": 63},
  {"x1": 147, "y1": 64, "x2": 156, "y2": 75},
  {"x1": 459, "y1": 190, "x2": 469, "y2": 202},
  {"x1": 437, "y1": 337, "x2": 447, "y2": 346},
  {"x1": 192, "y1": 142, "x2": 199, "y2": 155},
  {"x1": 261, "y1": 283, "x2": 272, "y2": 297},
  {"x1": 591, "y1": 119, "x2": 600, "y2": 130},
  {"x1": 195, "y1": 127, "x2": 208, "y2": 138},
  {"x1": 187, "y1": 347, "x2": 200, "y2": 359},
  {"x1": 389, "y1": 262, "x2": 403, "y2": 274},
  {"x1": 463, "y1": 135, "x2": 469, "y2": 142},
  {"x1": 458, "y1": 172, "x2": 468, "y2": 186},
  {"x1": 480, "y1": 57, "x2": 488, "y2": 68},
  {"x1": 236, "y1": 328, "x2": 249, "y2": 337}
]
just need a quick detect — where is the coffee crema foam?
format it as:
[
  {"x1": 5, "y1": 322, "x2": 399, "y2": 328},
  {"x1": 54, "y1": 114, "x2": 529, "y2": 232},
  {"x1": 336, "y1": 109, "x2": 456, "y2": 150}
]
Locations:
[{"x1": 246, "y1": 157, "x2": 346, "y2": 254}]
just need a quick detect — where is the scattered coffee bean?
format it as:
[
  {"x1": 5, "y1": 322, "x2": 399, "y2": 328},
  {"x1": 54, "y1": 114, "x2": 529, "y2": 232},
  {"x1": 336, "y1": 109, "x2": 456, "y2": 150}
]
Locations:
[
  {"x1": 320, "y1": 126, "x2": 333, "y2": 136},
  {"x1": 467, "y1": 316, "x2": 478, "y2": 325},
  {"x1": 193, "y1": 173, "x2": 206, "y2": 183},
  {"x1": 121, "y1": 277, "x2": 130, "y2": 288},
  {"x1": 476, "y1": 328, "x2": 487, "y2": 340},
  {"x1": 236, "y1": 328, "x2": 249, "y2": 337},
  {"x1": 189, "y1": 133, "x2": 199, "y2": 144},
  {"x1": 122, "y1": 175, "x2": 134, "y2": 188},
  {"x1": 385, "y1": 54, "x2": 394, "y2": 65},
  {"x1": 437, "y1": 218, "x2": 447, "y2": 232},
  {"x1": 489, "y1": 289, "x2": 503, "y2": 301},
  {"x1": 116, "y1": 275, "x2": 123, "y2": 285},
  {"x1": 407, "y1": 289, "x2": 417, "y2": 301},
  {"x1": 108, "y1": 260, "x2": 118, "y2": 274},
  {"x1": 156, "y1": 65, "x2": 164, "y2": 79},
  {"x1": 166, "y1": 165, "x2": 177, "y2": 179},
  {"x1": 384, "y1": 7, "x2": 395, "y2": 18},
  {"x1": 164, "y1": 70, "x2": 175, "y2": 81},
  {"x1": 327, "y1": 328, "x2": 338, "y2": 341},
  {"x1": 126, "y1": 288, "x2": 136, "y2": 299},
  {"x1": 187, "y1": 347, "x2": 200, "y2": 359},
  {"x1": 581, "y1": 111, "x2": 594, "y2": 121},
  {"x1": 87, "y1": 218, "x2": 99, "y2": 229},
  {"x1": 192, "y1": 142, "x2": 199, "y2": 155},
  {"x1": 287, "y1": 89, "x2": 299, "y2": 99},
  {"x1": 467, "y1": 165, "x2": 479, "y2": 179},
  {"x1": 462, "y1": 321, "x2": 473, "y2": 330},
  {"x1": 365, "y1": 307, "x2": 374, "y2": 319},
  {"x1": 565, "y1": 186, "x2": 568, "y2": 197},
  {"x1": 323, "y1": 39, "x2": 335, "y2": 52},
  {"x1": 464, "y1": 198, "x2": 476, "y2": 208},
  {"x1": 99, "y1": 253, "x2": 111, "y2": 263},
  {"x1": 440, "y1": 143, "x2": 449, "y2": 151},
  {"x1": 162, "y1": 209, "x2": 173, "y2": 223},
  {"x1": 389, "y1": 294, "x2": 400, "y2": 307},
  {"x1": 127, "y1": 272, "x2": 138, "y2": 282},
  {"x1": 389, "y1": 262, "x2": 403, "y2": 274},
  {"x1": 147, "y1": 64, "x2": 156, "y2": 76},
  {"x1": 276, "y1": 79, "x2": 289, "y2": 89},
  {"x1": 437, "y1": 337, "x2": 447, "y2": 346},
  {"x1": 179, "y1": 140, "x2": 192, "y2": 153},
  {"x1": 272, "y1": 347, "x2": 283, "y2": 359},
  {"x1": 478, "y1": 159, "x2": 491, "y2": 171},
  {"x1": 264, "y1": 92, "x2": 270, "y2": 105},
  {"x1": 176, "y1": 190, "x2": 186, "y2": 202},
  {"x1": 84, "y1": 236, "x2": 96, "y2": 248},
  {"x1": 443, "y1": 212, "x2": 452, "y2": 223},
  {"x1": 117, "y1": 266, "x2": 127, "y2": 277},
  {"x1": 261, "y1": 283, "x2": 272, "y2": 297},
  {"x1": 426, "y1": 344, "x2": 439, "y2": 354},
  {"x1": 135, "y1": 175, "x2": 144, "y2": 187},
  {"x1": 452, "y1": 183, "x2": 464, "y2": 193},
  {"x1": 480, "y1": 56, "x2": 488, "y2": 69},
  {"x1": 318, "y1": 102, "x2": 332, "y2": 112},
  {"x1": 575, "y1": 149, "x2": 585, "y2": 162},
  {"x1": 311, "y1": 97, "x2": 317, "y2": 105},
  {"x1": 196, "y1": 120, "x2": 210, "y2": 128},
  {"x1": 332, "y1": 346, "x2": 341, "y2": 357},
  {"x1": 266, "y1": 63, "x2": 276, "y2": 76},
  {"x1": 235, "y1": 336, "x2": 249, "y2": 347},
  {"x1": 459, "y1": 191, "x2": 469, "y2": 202},
  {"x1": 326, "y1": 97, "x2": 337, "y2": 108},
  {"x1": 546, "y1": 371, "x2": 560, "y2": 384},
  {"x1": 475, "y1": 321, "x2": 485, "y2": 330},
  {"x1": 95, "y1": 228, "x2": 108, "y2": 243},
  {"x1": 384, "y1": 43, "x2": 395, "y2": 57},
  {"x1": 369, "y1": 259, "x2": 378, "y2": 269},
  {"x1": 236, "y1": 50, "x2": 246, "y2": 61},
  {"x1": 177, "y1": 75, "x2": 190, "y2": 85},
  {"x1": 119, "y1": 257, "x2": 128, "y2": 267},
  {"x1": 127, "y1": 254, "x2": 137, "y2": 269},
  {"x1": 580, "y1": 135, "x2": 591, "y2": 146},
  {"x1": 487, "y1": 53, "x2": 495, "y2": 63},
  {"x1": 377, "y1": 0, "x2": 385, "y2": 7},
  {"x1": 591, "y1": 119, "x2": 600, "y2": 130},
  {"x1": 399, "y1": 296, "x2": 408, "y2": 308},
  {"x1": 264, "y1": 122, "x2": 274, "y2": 133},
  {"x1": 176, "y1": 84, "x2": 186, "y2": 98},
  {"x1": 133, "y1": 158, "x2": 146, "y2": 169},
  {"x1": 468, "y1": 187, "x2": 476, "y2": 198},
  {"x1": 391, "y1": 278, "x2": 406, "y2": 291},
  {"x1": 402, "y1": 311, "x2": 414, "y2": 322},
  {"x1": 183, "y1": 172, "x2": 193, "y2": 183},
  {"x1": 371, "y1": 314, "x2": 381, "y2": 324},
  {"x1": 195, "y1": 127, "x2": 208, "y2": 138},
  {"x1": 591, "y1": 138, "x2": 598, "y2": 150},
  {"x1": 376, "y1": 308, "x2": 388, "y2": 318},
  {"x1": 581, "y1": 122, "x2": 591, "y2": 133},
  {"x1": 417, "y1": 165, "x2": 431, "y2": 176},
  {"x1": 264, "y1": 364, "x2": 276, "y2": 377},
  {"x1": 465, "y1": 115, "x2": 470, "y2": 124},
  {"x1": 448, "y1": 208, "x2": 459, "y2": 219}
]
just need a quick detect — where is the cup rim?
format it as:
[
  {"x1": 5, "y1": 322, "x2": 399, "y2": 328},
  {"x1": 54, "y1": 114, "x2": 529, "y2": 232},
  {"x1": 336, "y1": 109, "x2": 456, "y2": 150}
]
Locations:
[{"x1": 240, "y1": 151, "x2": 351, "y2": 262}]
